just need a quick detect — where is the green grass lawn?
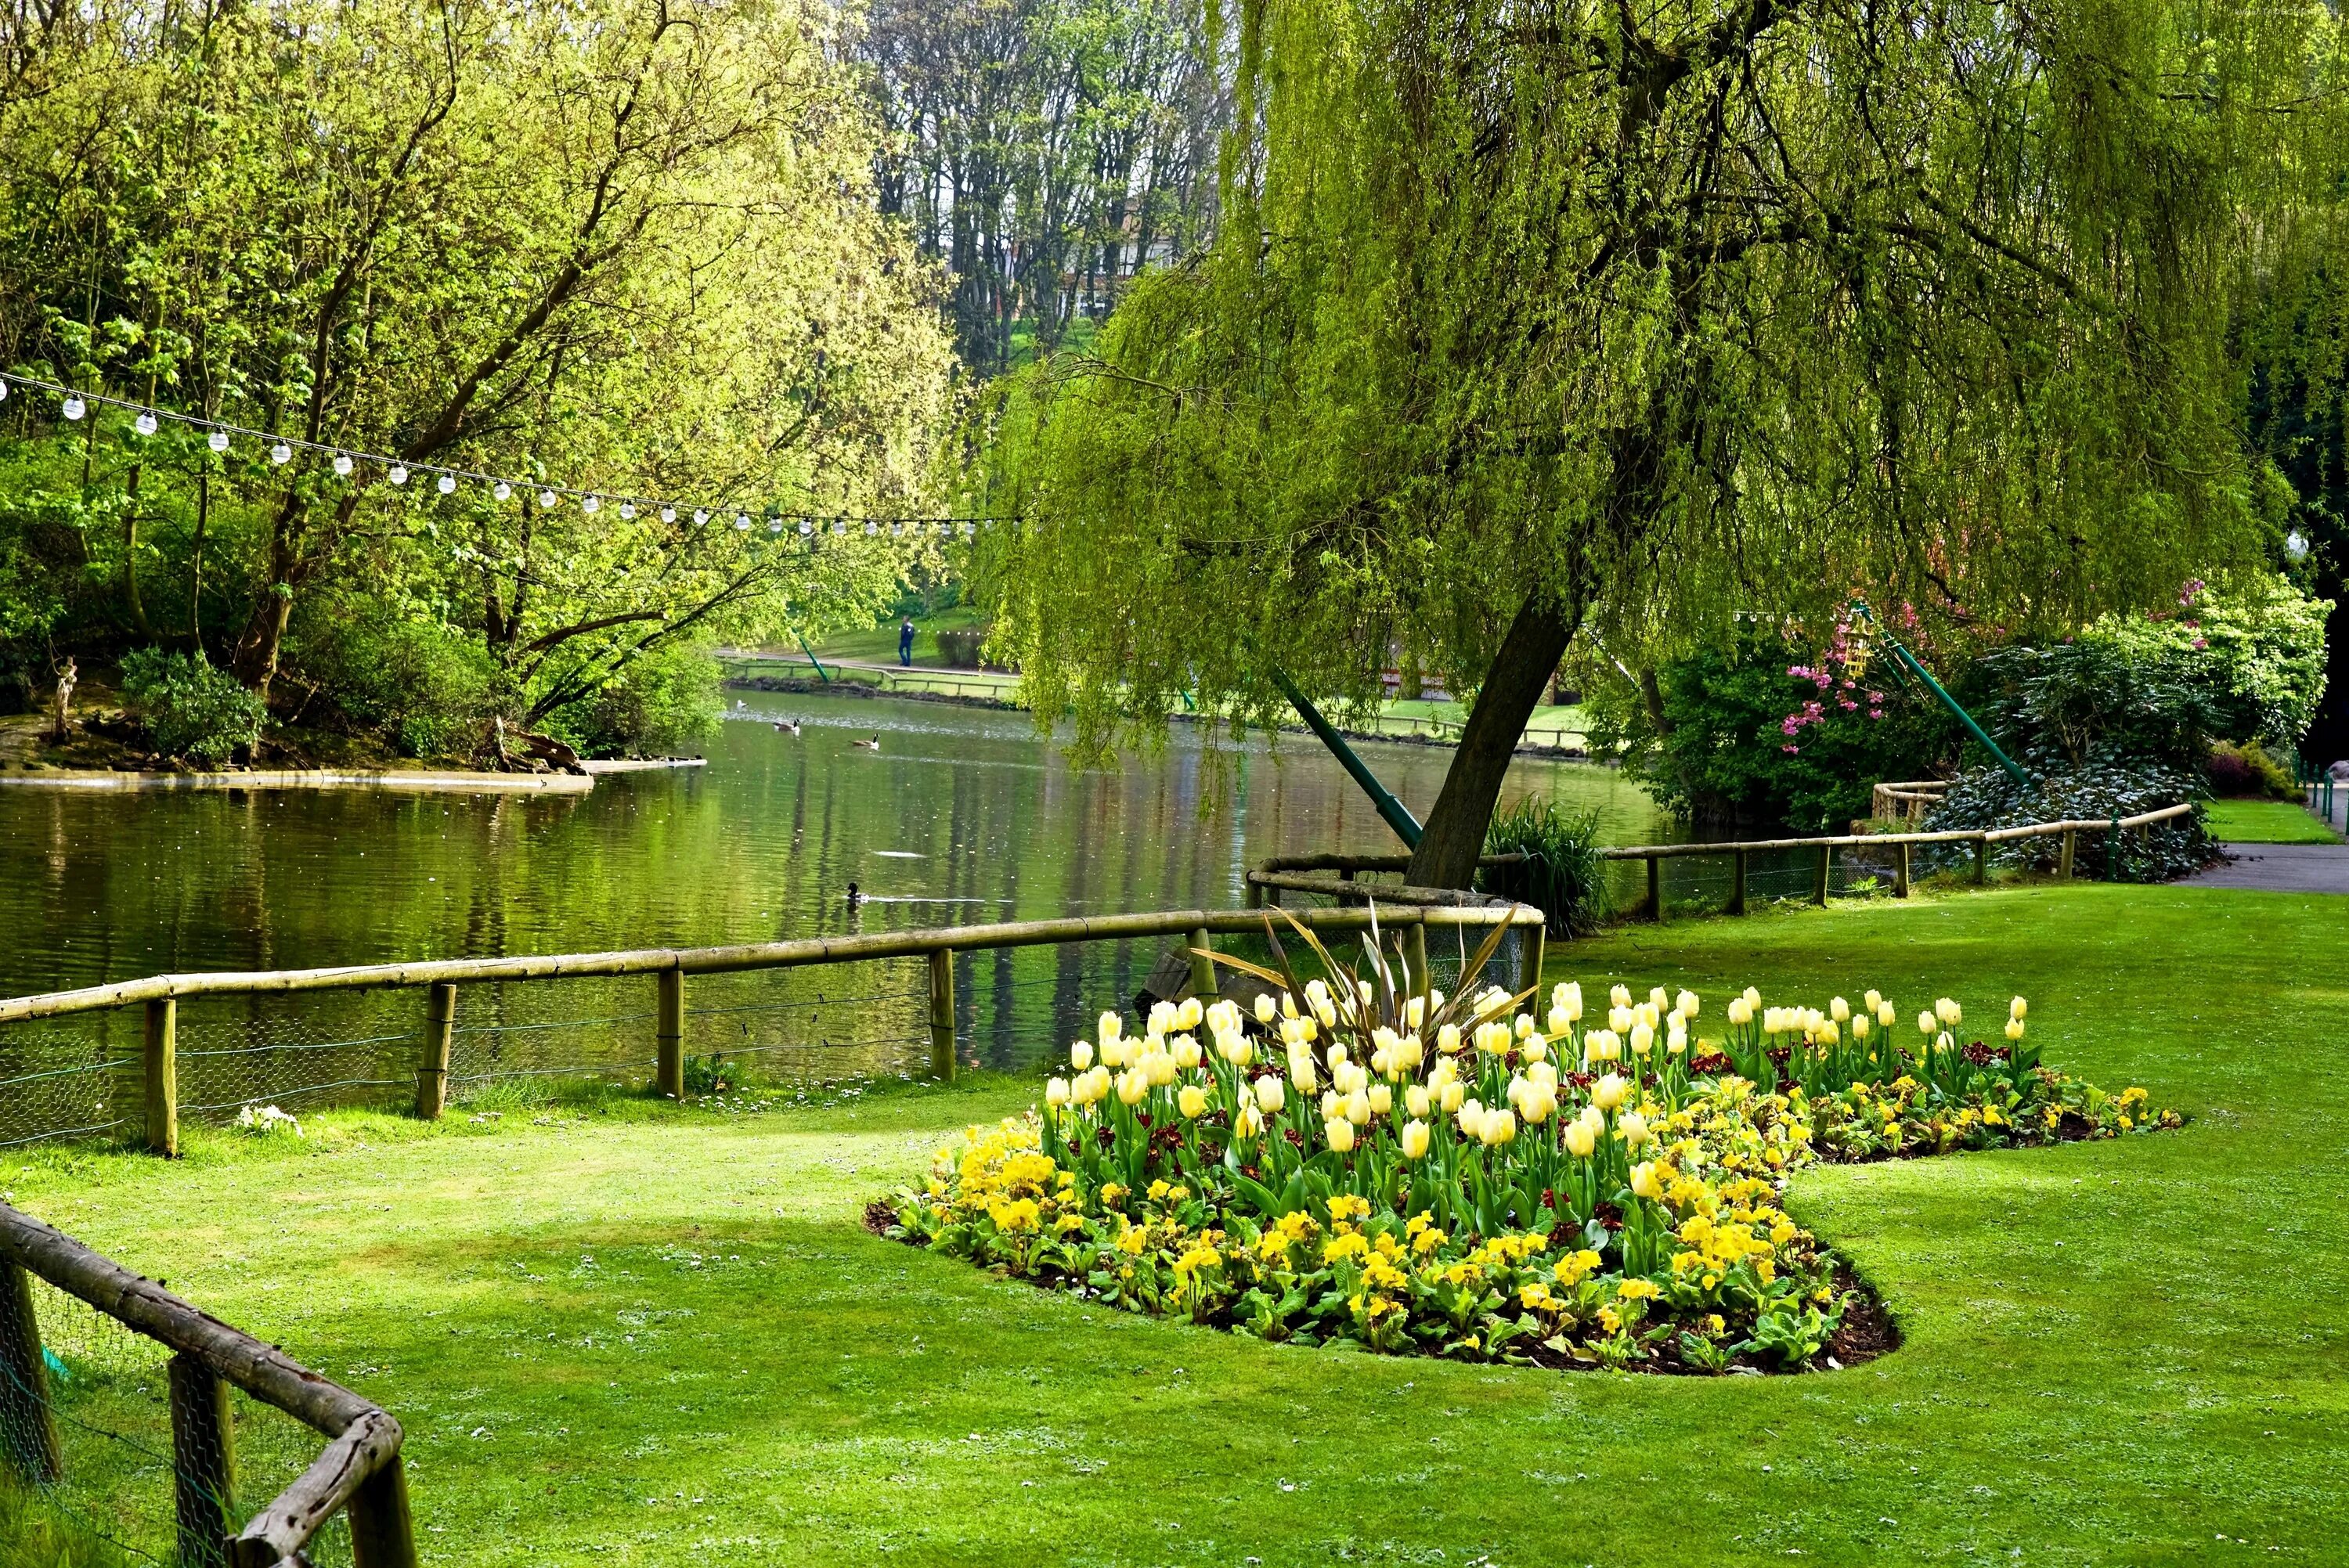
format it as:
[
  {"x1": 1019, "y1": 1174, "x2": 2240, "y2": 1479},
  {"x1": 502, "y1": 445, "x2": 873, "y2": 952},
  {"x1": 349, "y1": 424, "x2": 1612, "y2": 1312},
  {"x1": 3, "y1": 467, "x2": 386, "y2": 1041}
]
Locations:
[
  {"x1": 11, "y1": 883, "x2": 2346, "y2": 1564},
  {"x1": 2202, "y1": 798, "x2": 2339, "y2": 843},
  {"x1": 802, "y1": 604, "x2": 990, "y2": 667}
]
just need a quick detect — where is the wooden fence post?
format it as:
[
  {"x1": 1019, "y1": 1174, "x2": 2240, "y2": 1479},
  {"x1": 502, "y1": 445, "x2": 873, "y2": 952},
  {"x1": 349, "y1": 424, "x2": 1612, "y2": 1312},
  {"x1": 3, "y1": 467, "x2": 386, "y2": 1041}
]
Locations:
[
  {"x1": 655, "y1": 971, "x2": 684, "y2": 1099},
  {"x1": 1728, "y1": 849, "x2": 1748, "y2": 916},
  {"x1": 345, "y1": 1451, "x2": 421, "y2": 1568},
  {"x1": 1894, "y1": 842, "x2": 1911, "y2": 898},
  {"x1": 168, "y1": 1351, "x2": 236, "y2": 1568},
  {"x1": 2059, "y1": 828, "x2": 2077, "y2": 880},
  {"x1": 0, "y1": 1257, "x2": 61, "y2": 1485},
  {"x1": 1519, "y1": 918, "x2": 1546, "y2": 996},
  {"x1": 143, "y1": 997, "x2": 177, "y2": 1157},
  {"x1": 1187, "y1": 926, "x2": 1217, "y2": 1001},
  {"x1": 927, "y1": 950, "x2": 957, "y2": 1082},
  {"x1": 416, "y1": 983, "x2": 455, "y2": 1121},
  {"x1": 1972, "y1": 834, "x2": 1989, "y2": 886},
  {"x1": 1405, "y1": 924, "x2": 1430, "y2": 1008},
  {"x1": 1813, "y1": 845, "x2": 1832, "y2": 905},
  {"x1": 1646, "y1": 856, "x2": 1665, "y2": 923}
]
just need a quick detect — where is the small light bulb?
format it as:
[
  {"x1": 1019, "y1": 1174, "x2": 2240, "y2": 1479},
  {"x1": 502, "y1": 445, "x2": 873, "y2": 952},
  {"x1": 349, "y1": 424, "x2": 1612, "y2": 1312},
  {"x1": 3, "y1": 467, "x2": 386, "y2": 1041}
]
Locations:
[
  {"x1": 832, "y1": 518, "x2": 846, "y2": 535},
  {"x1": 209, "y1": 431, "x2": 230, "y2": 454},
  {"x1": 271, "y1": 442, "x2": 293, "y2": 465},
  {"x1": 769, "y1": 518, "x2": 783, "y2": 533},
  {"x1": 437, "y1": 474, "x2": 456, "y2": 495},
  {"x1": 659, "y1": 506, "x2": 676, "y2": 524},
  {"x1": 388, "y1": 464, "x2": 408, "y2": 485},
  {"x1": 134, "y1": 412, "x2": 157, "y2": 436},
  {"x1": 693, "y1": 510, "x2": 709, "y2": 527},
  {"x1": 619, "y1": 503, "x2": 636, "y2": 521},
  {"x1": 735, "y1": 514, "x2": 751, "y2": 531},
  {"x1": 538, "y1": 489, "x2": 557, "y2": 508},
  {"x1": 62, "y1": 396, "x2": 85, "y2": 420},
  {"x1": 959, "y1": 521, "x2": 974, "y2": 536},
  {"x1": 582, "y1": 496, "x2": 599, "y2": 514},
  {"x1": 332, "y1": 452, "x2": 352, "y2": 476},
  {"x1": 2285, "y1": 528, "x2": 2310, "y2": 562},
  {"x1": 493, "y1": 481, "x2": 511, "y2": 501},
  {"x1": 0, "y1": 379, "x2": 9, "y2": 401},
  {"x1": 798, "y1": 519, "x2": 813, "y2": 536}
]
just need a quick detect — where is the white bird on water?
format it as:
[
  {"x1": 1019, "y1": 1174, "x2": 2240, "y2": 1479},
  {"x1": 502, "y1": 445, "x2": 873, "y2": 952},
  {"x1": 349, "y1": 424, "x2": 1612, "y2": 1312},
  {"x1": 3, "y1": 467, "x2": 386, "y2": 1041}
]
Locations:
[{"x1": 853, "y1": 733, "x2": 882, "y2": 752}]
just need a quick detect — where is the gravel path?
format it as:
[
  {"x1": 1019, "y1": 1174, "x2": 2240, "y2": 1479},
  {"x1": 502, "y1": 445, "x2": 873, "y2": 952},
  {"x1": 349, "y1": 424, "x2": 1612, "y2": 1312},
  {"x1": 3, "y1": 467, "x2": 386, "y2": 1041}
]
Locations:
[{"x1": 2189, "y1": 842, "x2": 2349, "y2": 893}]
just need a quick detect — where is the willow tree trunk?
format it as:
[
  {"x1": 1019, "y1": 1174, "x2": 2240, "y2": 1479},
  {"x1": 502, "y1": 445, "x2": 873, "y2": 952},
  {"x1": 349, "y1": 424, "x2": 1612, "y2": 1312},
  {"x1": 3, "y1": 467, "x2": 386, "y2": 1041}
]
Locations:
[{"x1": 1403, "y1": 598, "x2": 1579, "y2": 889}]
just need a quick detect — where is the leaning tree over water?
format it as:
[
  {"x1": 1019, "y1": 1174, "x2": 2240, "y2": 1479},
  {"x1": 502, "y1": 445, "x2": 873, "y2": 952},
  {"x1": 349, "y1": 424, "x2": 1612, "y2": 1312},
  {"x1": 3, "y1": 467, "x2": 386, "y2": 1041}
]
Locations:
[{"x1": 978, "y1": 0, "x2": 2347, "y2": 885}]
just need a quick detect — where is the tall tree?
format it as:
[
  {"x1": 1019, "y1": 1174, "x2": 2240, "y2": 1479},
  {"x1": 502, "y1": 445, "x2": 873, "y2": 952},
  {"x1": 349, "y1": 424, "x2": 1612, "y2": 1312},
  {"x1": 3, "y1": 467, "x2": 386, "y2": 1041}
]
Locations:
[{"x1": 978, "y1": 0, "x2": 2336, "y2": 885}]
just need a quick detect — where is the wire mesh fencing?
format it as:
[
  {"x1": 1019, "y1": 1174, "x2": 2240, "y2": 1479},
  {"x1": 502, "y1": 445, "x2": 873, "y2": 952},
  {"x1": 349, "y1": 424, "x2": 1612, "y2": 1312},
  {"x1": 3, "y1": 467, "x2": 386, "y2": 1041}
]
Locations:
[{"x1": 4, "y1": 1278, "x2": 355, "y2": 1566}]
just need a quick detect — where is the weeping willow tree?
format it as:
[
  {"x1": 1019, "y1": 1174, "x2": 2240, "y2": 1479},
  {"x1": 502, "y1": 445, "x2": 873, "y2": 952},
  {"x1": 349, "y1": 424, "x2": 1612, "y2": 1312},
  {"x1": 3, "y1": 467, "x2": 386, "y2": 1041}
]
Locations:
[{"x1": 975, "y1": 0, "x2": 2340, "y2": 885}]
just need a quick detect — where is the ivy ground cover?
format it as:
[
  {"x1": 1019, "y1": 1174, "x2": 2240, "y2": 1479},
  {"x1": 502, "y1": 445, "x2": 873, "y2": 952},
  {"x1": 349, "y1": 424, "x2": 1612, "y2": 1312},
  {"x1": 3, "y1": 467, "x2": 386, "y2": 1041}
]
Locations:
[{"x1": 5, "y1": 883, "x2": 2344, "y2": 1564}]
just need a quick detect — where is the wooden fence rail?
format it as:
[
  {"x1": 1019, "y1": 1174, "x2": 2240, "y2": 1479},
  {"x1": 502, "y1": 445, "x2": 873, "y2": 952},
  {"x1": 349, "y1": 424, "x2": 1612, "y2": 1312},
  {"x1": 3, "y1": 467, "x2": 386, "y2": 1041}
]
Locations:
[
  {"x1": 0, "y1": 1202, "x2": 417, "y2": 1567},
  {"x1": 1251, "y1": 803, "x2": 2198, "y2": 925},
  {"x1": 0, "y1": 903, "x2": 1544, "y2": 1155}
]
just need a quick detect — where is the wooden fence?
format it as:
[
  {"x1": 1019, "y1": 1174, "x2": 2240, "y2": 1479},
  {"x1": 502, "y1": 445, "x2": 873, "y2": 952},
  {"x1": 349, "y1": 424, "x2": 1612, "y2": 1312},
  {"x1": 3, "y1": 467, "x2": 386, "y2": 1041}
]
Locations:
[
  {"x1": 1250, "y1": 803, "x2": 2198, "y2": 924},
  {"x1": 0, "y1": 904, "x2": 1543, "y2": 1157},
  {"x1": 0, "y1": 1202, "x2": 415, "y2": 1567}
]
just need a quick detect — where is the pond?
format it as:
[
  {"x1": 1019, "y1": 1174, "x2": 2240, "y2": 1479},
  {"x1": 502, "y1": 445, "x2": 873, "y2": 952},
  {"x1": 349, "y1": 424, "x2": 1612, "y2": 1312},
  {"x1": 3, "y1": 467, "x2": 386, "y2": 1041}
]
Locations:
[{"x1": 0, "y1": 691, "x2": 1669, "y2": 1137}]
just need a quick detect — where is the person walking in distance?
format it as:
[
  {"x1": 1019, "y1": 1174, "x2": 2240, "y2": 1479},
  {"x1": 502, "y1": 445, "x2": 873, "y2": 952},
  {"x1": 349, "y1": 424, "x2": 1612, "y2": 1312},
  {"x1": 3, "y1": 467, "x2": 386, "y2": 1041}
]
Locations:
[{"x1": 899, "y1": 618, "x2": 916, "y2": 667}]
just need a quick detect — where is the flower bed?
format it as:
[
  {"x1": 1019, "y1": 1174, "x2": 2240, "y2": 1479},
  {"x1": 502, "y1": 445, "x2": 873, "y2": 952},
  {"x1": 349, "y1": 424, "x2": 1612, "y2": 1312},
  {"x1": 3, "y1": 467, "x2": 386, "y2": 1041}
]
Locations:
[{"x1": 886, "y1": 921, "x2": 2174, "y2": 1372}]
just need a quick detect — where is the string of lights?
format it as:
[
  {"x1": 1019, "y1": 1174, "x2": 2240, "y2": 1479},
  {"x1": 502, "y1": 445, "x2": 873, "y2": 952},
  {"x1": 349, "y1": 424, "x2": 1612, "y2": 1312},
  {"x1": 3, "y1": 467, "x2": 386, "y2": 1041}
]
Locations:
[{"x1": 0, "y1": 369, "x2": 1009, "y2": 541}]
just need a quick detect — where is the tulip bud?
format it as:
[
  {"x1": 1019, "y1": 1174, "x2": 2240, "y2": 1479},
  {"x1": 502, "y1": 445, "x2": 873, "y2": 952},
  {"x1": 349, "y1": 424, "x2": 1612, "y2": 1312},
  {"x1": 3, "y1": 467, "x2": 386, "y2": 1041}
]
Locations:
[
  {"x1": 1438, "y1": 1022, "x2": 1463, "y2": 1054},
  {"x1": 1405, "y1": 995, "x2": 1426, "y2": 1030},
  {"x1": 1346, "y1": 1090, "x2": 1371, "y2": 1126},
  {"x1": 1282, "y1": 992, "x2": 1299, "y2": 1019},
  {"x1": 1255, "y1": 993, "x2": 1277, "y2": 1024},
  {"x1": 1405, "y1": 1084, "x2": 1431, "y2": 1118},
  {"x1": 1045, "y1": 1077, "x2": 1070, "y2": 1108},
  {"x1": 1117, "y1": 1070, "x2": 1147, "y2": 1106},
  {"x1": 1852, "y1": 1016, "x2": 1870, "y2": 1040},
  {"x1": 1618, "y1": 1109, "x2": 1648, "y2": 1147},
  {"x1": 1320, "y1": 1089, "x2": 1340, "y2": 1121},
  {"x1": 1522, "y1": 1090, "x2": 1554, "y2": 1124},
  {"x1": 1149, "y1": 1000, "x2": 1178, "y2": 1036},
  {"x1": 1667, "y1": 1024, "x2": 1687, "y2": 1055},
  {"x1": 1172, "y1": 1034, "x2": 1203, "y2": 1069},
  {"x1": 1918, "y1": 1011, "x2": 1937, "y2": 1036},
  {"x1": 1177, "y1": 995, "x2": 1203, "y2": 1030},
  {"x1": 1864, "y1": 989, "x2": 1882, "y2": 1012},
  {"x1": 1609, "y1": 1004, "x2": 1634, "y2": 1033},
  {"x1": 2010, "y1": 997, "x2": 2027, "y2": 1021},
  {"x1": 2004, "y1": 1018, "x2": 2025, "y2": 1041},
  {"x1": 1830, "y1": 996, "x2": 1850, "y2": 1022},
  {"x1": 1178, "y1": 1084, "x2": 1209, "y2": 1119},
  {"x1": 1369, "y1": 1083, "x2": 1393, "y2": 1116},
  {"x1": 1325, "y1": 1117, "x2": 1355, "y2": 1153},
  {"x1": 1071, "y1": 1040, "x2": 1094, "y2": 1071},
  {"x1": 1593, "y1": 1072, "x2": 1628, "y2": 1112},
  {"x1": 1727, "y1": 997, "x2": 1752, "y2": 1026},
  {"x1": 1486, "y1": 1110, "x2": 1516, "y2": 1146},
  {"x1": 1523, "y1": 1036, "x2": 1547, "y2": 1064},
  {"x1": 1563, "y1": 1118, "x2": 1597, "y2": 1159},
  {"x1": 1440, "y1": 1081, "x2": 1465, "y2": 1114},
  {"x1": 1401, "y1": 1119, "x2": 1431, "y2": 1159},
  {"x1": 1099, "y1": 1011, "x2": 1123, "y2": 1042},
  {"x1": 1742, "y1": 986, "x2": 1761, "y2": 1007},
  {"x1": 1676, "y1": 989, "x2": 1698, "y2": 1017},
  {"x1": 1936, "y1": 997, "x2": 1961, "y2": 1026},
  {"x1": 1878, "y1": 1000, "x2": 1896, "y2": 1028},
  {"x1": 1610, "y1": 984, "x2": 1632, "y2": 1008},
  {"x1": 1254, "y1": 1076, "x2": 1285, "y2": 1115},
  {"x1": 1630, "y1": 1022, "x2": 1654, "y2": 1058},
  {"x1": 1629, "y1": 1161, "x2": 1663, "y2": 1200}
]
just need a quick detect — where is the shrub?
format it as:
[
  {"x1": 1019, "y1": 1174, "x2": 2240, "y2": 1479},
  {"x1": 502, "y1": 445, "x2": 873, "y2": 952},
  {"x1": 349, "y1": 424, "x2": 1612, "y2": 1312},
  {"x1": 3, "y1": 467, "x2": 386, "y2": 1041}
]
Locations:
[
  {"x1": 1925, "y1": 763, "x2": 2219, "y2": 881},
  {"x1": 119, "y1": 647, "x2": 265, "y2": 764},
  {"x1": 936, "y1": 627, "x2": 986, "y2": 668},
  {"x1": 1582, "y1": 624, "x2": 1955, "y2": 831},
  {"x1": 1478, "y1": 798, "x2": 1605, "y2": 935},
  {"x1": 541, "y1": 640, "x2": 722, "y2": 757},
  {"x1": 289, "y1": 600, "x2": 500, "y2": 759},
  {"x1": 2206, "y1": 740, "x2": 2298, "y2": 799},
  {"x1": 888, "y1": 921, "x2": 2171, "y2": 1372}
]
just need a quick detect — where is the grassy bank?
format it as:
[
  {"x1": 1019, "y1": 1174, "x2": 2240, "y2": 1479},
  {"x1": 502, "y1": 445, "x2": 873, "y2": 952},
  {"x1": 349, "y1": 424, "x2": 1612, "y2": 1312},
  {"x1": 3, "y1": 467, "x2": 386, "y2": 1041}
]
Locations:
[
  {"x1": 9, "y1": 883, "x2": 2345, "y2": 1564},
  {"x1": 2203, "y1": 798, "x2": 2339, "y2": 843}
]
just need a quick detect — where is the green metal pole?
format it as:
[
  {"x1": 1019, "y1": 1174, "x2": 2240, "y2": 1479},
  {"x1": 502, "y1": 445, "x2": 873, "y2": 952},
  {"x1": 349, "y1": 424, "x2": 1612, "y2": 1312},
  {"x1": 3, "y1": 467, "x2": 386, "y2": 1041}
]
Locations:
[
  {"x1": 1270, "y1": 668, "x2": 1423, "y2": 849},
  {"x1": 1853, "y1": 603, "x2": 2030, "y2": 789},
  {"x1": 796, "y1": 633, "x2": 831, "y2": 683}
]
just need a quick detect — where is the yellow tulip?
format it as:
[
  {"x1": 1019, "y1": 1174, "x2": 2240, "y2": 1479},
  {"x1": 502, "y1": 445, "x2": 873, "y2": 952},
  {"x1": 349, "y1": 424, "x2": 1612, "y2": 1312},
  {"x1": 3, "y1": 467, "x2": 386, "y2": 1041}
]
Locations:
[
  {"x1": 1070, "y1": 1040, "x2": 1094, "y2": 1071},
  {"x1": 1369, "y1": 1083, "x2": 1393, "y2": 1116},
  {"x1": 1563, "y1": 1118, "x2": 1597, "y2": 1159},
  {"x1": 1676, "y1": 989, "x2": 1699, "y2": 1017},
  {"x1": 1593, "y1": 1072, "x2": 1628, "y2": 1112},
  {"x1": 1830, "y1": 996, "x2": 1850, "y2": 1022},
  {"x1": 1610, "y1": 983, "x2": 1632, "y2": 1008},
  {"x1": 1325, "y1": 1117, "x2": 1355, "y2": 1153},
  {"x1": 1117, "y1": 1070, "x2": 1148, "y2": 1106},
  {"x1": 1045, "y1": 1077, "x2": 1070, "y2": 1108},
  {"x1": 1172, "y1": 1034, "x2": 1203, "y2": 1069},
  {"x1": 1437, "y1": 1022, "x2": 1463, "y2": 1054},
  {"x1": 1917, "y1": 1011, "x2": 1937, "y2": 1036},
  {"x1": 1254, "y1": 1076, "x2": 1285, "y2": 1115},
  {"x1": 1346, "y1": 1090, "x2": 1372, "y2": 1127},
  {"x1": 1878, "y1": 1000, "x2": 1896, "y2": 1027},
  {"x1": 2004, "y1": 1018, "x2": 2026, "y2": 1041},
  {"x1": 1099, "y1": 1011, "x2": 1123, "y2": 1042},
  {"x1": 1177, "y1": 996, "x2": 1203, "y2": 1030},
  {"x1": 1629, "y1": 1161, "x2": 1663, "y2": 1200},
  {"x1": 2010, "y1": 996, "x2": 2028, "y2": 1021},
  {"x1": 1234, "y1": 1104, "x2": 1264, "y2": 1139},
  {"x1": 1440, "y1": 1081, "x2": 1465, "y2": 1114},
  {"x1": 1864, "y1": 989, "x2": 1882, "y2": 1011},
  {"x1": 1178, "y1": 1084, "x2": 1210, "y2": 1119},
  {"x1": 1255, "y1": 993, "x2": 1278, "y2": 1024},
  {"x1": 1405, "y1": 1084, "x2": 1431, "y2": 1119},
  {"x1": 1618, "y1": 1109, "x2": 1649, "y2": 1148},
  {"x1": 1401, "y1": 1119, "x2": 1431, "y2": 1159}
]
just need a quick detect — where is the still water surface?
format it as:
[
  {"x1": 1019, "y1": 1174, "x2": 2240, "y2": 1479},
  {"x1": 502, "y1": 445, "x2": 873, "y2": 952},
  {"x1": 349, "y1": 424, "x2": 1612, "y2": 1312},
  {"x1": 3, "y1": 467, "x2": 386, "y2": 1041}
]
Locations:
[{"x1": 0, "y1": 693, "x2": 1667, "y2": 1125}]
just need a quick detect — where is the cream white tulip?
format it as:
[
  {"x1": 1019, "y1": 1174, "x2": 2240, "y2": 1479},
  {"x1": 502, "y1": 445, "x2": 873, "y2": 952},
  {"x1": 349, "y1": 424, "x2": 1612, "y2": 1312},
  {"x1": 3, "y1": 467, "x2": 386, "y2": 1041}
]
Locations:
[
  {"x1": 1045, "y1": 1077, "x2": 1070, "y2": 1108},
  {"x1": 1070, "y1": 1040, "x2": 1095, "y2": 1072},
  {"x1": 1255, "y1": 1076, "x2": 1286, "y2": 1115},
  {"x1": 1325, "y1": 1118, "x2": 1355, "y2": 1152},
  {"x1": 1255, "y1": 993, "x2": 1278, "y2": 1024},
  {"x1": 1369, "y1": 1083, "x2": 1393, "y2": 1116},
  {"x1": 1401, "y1": 1119, "x2": 1431, "y2": 1159},
  {"x1": 1831, "y1": 996, "x2": 1850, "y2": 1022},
  {"x1": 2010, "y1": 996, "x2": 2028, "y2": 1021},
  {"x1": 1563, "y1": 1117, "x2": 1597, "y2": 1159},
  {"x1": 1178, "y1": 1084, "x2": 1209, "y2": 1119},
  {"x1": 1405, "y1": 1084, "x2": 1431, "y2": 1119},
  {"x1": 1593, "y1": 1072, "x2": 1628, "y2": 1112}
]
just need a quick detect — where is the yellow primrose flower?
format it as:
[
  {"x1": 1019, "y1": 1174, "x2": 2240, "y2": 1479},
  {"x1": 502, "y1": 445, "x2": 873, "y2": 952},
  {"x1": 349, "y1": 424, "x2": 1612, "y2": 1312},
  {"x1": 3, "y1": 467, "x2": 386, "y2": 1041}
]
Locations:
[
  {"x1": 1617, "y1": 1278, "x2": 1661, "y2": 1302},
  {"x1": 1553, "y1": 1249, "x2": 1602, "y2": 1287}
]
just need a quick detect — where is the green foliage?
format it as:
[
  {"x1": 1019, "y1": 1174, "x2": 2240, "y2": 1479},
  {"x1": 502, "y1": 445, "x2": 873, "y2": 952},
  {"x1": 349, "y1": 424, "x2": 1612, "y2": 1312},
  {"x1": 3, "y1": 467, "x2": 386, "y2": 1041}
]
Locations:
[
  {"x1": 1584, "y1": 626, "x2": 1954, "y2": 832},
  {"x1": 1925, "y1": 766, "x2": 2218, "y2": 883},
  {"x1": 1478, "y1": 798, "x2": 1605, "y2": 935},
  {"x1": 540, "y1": 639, "x2": 721, "y2": 758},
  {"x1": 117, "y1": 647, "x2": 264, "y2": 764},
  {"x1": 287, "y1": 595, "x2": 500, "y2": 760},
  {"x1": 0, "y1": 1481, "x2": 132, "y2": 1568},
  {"x1": 0, "y1": 0, "x2": 954, "y2": 724}
]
